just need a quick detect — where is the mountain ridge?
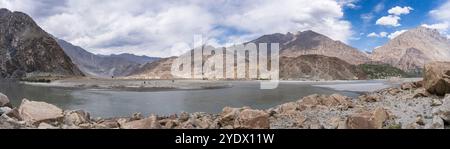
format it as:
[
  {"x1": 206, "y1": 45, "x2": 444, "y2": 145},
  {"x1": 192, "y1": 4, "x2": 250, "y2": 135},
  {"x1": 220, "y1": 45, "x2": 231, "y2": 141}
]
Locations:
[
  {"x1": 0, "y1": 8, "x2": 83, "y2": 79},
  {"x1": 56, "y1": 39, "x2": 159, "y2": 77},
  {"x1": 371, "y1": 26, "x2": 450, "y2": 73}
]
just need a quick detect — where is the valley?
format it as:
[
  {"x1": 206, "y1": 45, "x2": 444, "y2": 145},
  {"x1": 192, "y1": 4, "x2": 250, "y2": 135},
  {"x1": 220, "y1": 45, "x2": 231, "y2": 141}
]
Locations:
[{"x1": 1, "y1": 7, "x2": 450, "y2": 129}]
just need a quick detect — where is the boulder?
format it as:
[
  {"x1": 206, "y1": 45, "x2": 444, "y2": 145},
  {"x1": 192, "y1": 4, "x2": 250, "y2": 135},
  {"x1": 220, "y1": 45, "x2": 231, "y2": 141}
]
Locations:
[
  {"x1": 436, "y1": 95, "x2": 450, "y2": 123},
  {"x1": 359, "y1": 94, "x2": 381, "y2": 102},
  {"x1": 297, "y1": 94, "x2": 321, "y2": 109},
  {"x1": 64, "y1": 110, "x2": 91, "y2": 126},
  {"x1": 96, "y1": 119, "x2": 120, "y2": 128},
  {"x1": 388, "y1": 88, "x2": 401, "y2": 95},
  {"x1": 427, "y1": 116, "x2": 444, "y2": 129},
  {"x1": 0, "y1": 93, "x2": 12, "y2": 108},
  {"x1": 5, "y1": 108, "x2": 22, "y2": 121},
  {"x1": 18, "y1": 99, "x2": 64, "y2": 125},
  {"x1": 234, "y1": 109, "x2": 270, "y2": 129},
  {"x1": 277, "y1": 102, "x2": 299, "y2": 114},
  {"x1": 0, "y1": 107, "x2": 12, "y2": 115},
  {"x1": 0, "y1": 115, "x2": 27, "y2": 129},
  {"x1": 178, "y1": 112, "x2": 190, "y2": 122},
  {"x1": 401, "y1": 82, "x2": 415, "y2": 90},
  {"x1": 423, "y1": 62, "x2": 450, "y2": 96},
  {"x1": 347, "y1": 107, "x2": 389, "y2": 129},
  {"x1": 121, "y1": 116, "x2": 161, "y2": 129},
  {"x1": 412, "y1": 88, "x2": 431, "y2": 98},
  {"x1": 329, "y1": 94, "x2": 353, "y2": 109},
  {"x1": 298, "y1": 94, "x2": 353, "y2": 110},
  {"x1": 218, "y1": 107, "x2": 241, "y2": 127}
]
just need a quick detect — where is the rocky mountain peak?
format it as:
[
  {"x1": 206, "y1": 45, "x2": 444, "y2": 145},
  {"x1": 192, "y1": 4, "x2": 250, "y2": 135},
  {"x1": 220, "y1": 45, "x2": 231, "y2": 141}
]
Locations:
[
  {"x1": 396, "y1": 26, "x2": 447, "y2": 42},
  {"x1": 371, "y1": 26, "x2": 450, "y2": 73},
  {"x1": 0, "y1": 8, "x2": 83, "y2": 78},
  {"x1": 280, "y1": 30, "x2": 370, "y2": 65}
]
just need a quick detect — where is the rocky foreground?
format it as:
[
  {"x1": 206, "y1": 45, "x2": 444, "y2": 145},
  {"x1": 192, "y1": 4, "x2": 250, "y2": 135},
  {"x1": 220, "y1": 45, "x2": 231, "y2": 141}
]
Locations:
[{"x1": 1, "y1": 62, "x2": 450, "y2": 129}]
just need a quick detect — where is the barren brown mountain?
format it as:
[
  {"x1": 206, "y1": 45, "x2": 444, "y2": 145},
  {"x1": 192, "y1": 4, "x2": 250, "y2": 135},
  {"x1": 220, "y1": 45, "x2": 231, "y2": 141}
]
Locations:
[
  {"x1": 0, "y1": 8, "x2": 83, "y2": 79},
  {"x1": 371, "y1": 26, "x2": 450, "y2": 73}
]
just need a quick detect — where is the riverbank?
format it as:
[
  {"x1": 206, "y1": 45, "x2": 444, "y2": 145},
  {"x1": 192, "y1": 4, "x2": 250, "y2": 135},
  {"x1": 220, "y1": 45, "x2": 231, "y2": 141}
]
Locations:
[
  {"x1": 20, "y1": 77, "x2": 420, "y2": 91},
  {"x1": 1, "y1": 61, "x2": 448, "y2": 129},
  {"x1": 21, "y1": 78, "x2": 233, "y2": 90},
  {"x1": 1, "y1": 79, "x2": 449, "y2": 129}
]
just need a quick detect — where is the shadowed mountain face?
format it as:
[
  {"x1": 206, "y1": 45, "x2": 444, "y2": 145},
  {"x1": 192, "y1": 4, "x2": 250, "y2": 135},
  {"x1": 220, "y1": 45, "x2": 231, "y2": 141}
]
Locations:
[
  {"x1": 371, "y1": 26, "x2": 450, "y2": 73},
  {"x1": 280, "y1": 55, "x2": 367, "y2": 80},
  {"x1": 250, "y1": 30, "x2": 370, "y2": 65},
  {"x1": 0, "y1": 8, "x2": 83, "y2": 79},
  {"x1": 56, "y1": 39, "x2": 159, "y2": 77}
]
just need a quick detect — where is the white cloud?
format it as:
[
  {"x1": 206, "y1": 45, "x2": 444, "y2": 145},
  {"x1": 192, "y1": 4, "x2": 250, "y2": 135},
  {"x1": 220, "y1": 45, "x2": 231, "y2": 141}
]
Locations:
[
  {"x1": 428, "y1": 1, "x2": 450, "y2": 39},
  {"x1": 0, "y1": 0, "x2": 353, "y2": 57},
  {"x1": 430, "y1": 1, "x2": 450, "y2": 21},
  {"x1": 388, "y1": 6, "x2": 413, "y2": 15},
  {"x1": 367, "y1": 32, "x2": 387, "y2": 38},
  {"x1": 337, "y1": 0, "x2": 359, "y2": 9},
  {"x1": 388, "y1": 30, "x2": 408, "y2": 39},
  {"x1": 367, "y1": 32, "x2": 378, "y2": 37},
  {"x1": 422, "y1": 23, "x2": 449, "y2": 31},
  {"x1": 375, "y1": 6, "x2": 413, "y2": 27},
  {"x1": 376, "y1": 15, "x2": 401, "y2": 27}
]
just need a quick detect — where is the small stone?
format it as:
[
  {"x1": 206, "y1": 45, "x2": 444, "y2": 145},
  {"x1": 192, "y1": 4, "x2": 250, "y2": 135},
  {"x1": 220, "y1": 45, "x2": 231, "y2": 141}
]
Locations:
[
  {"x1": 131, "y1": 112, "x2": 143, "y2": 121},
  {"x1": 388, "y1": 88, "x2": 401, "y2": 95},
  {"x1": 401, "y1": 82, "x2": 415, "y2": 90},
  {"x1": 431, "y1": 99, "x2": 443, "y2": 106},
  {"x1": 38, "y1": 123, "x2": 59, "y2": 129},
  {"x1": 179, "y1": 112, "x2": 189, "y2": 122},
  {"x1": 164, "y1": 120, "x2": 178, "y2": 129},
  {"x1": 413, "y1": 88, "x2": 431, "y2": 98},
  {"x1": 415, "y1": 116, "x2": 425, "y2": 125},
  {"x1": 360, "y1": 94, "x2": 381, "y2": 102},
  {"x1": 427, "y1": 116, "x2": 444, "y2": 129},
  {"x1": 326, "y1": 117, "x2": 341, "y2": 129},
  {"x1": 121, "y1": 116, "x2": 161, "y2": 129},
  {"x1": 0, "y1": 106, "x2": 12, "y2": 115},
  {"x1": 437, "y1": 96, "x2": 450, "y2": 123}
]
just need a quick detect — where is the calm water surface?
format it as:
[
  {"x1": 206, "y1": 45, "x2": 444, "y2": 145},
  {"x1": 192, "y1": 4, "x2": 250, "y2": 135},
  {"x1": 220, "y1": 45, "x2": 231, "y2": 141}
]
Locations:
[{"x1": 0, "y1": 80, "x2": 393, "y2": 117}]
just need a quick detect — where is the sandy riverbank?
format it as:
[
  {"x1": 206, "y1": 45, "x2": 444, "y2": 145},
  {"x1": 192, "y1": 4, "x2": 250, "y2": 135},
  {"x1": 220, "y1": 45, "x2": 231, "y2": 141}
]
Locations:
[{"x1": 21, "y1": 78, "x2": 233, "y2": 90}]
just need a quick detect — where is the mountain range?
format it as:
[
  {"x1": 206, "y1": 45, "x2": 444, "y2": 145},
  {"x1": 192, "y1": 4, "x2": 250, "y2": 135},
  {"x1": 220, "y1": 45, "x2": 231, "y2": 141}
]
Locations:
[
  {"x1": 1, "y1": 8, "x2": 450, "y2": 80},
  {"x1": 56, "y1": 39, "x2": 159, "y2": 77}
]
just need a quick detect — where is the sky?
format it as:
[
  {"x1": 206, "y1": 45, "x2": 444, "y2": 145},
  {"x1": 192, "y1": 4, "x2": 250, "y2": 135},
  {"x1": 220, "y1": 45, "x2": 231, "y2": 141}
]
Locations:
[{"x1": 0, "y1": 0, "x2": 449, "y2": 57}]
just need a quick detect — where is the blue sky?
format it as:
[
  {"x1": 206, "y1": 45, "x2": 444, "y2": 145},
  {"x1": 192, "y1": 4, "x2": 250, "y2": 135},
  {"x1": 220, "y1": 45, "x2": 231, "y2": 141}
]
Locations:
[
  {"x1": 344, "y1": 0, "x2": 449, "y2": 52},
  {"x1": 1, "y1": 0, "x2": 449, "y2": 57}
]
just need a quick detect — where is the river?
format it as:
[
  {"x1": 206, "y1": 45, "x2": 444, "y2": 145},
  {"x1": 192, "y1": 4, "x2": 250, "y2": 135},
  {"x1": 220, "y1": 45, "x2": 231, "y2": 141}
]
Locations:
[{"x1": 0, "y1": 80, "x2": 403, "y2": 117}]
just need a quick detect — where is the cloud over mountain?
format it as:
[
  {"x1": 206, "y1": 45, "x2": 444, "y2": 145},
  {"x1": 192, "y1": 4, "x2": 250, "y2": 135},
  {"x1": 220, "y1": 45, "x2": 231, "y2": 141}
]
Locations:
[{"x1": 0, "y1": 0, "x2": 353, "y2": 57}]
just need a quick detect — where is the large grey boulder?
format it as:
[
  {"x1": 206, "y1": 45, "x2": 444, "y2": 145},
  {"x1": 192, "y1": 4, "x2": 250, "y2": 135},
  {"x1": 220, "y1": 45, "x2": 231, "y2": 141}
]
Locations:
[
  {"x1": 18, "y1": 99, "x2": 64, "y2": 125},
  {"x1": 424, "y1": 62, "x2": 450, "y2": 96}
]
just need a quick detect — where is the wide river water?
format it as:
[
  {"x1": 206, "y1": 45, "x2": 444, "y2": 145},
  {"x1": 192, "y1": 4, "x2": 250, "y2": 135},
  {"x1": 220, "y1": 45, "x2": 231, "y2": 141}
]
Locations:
[{"x1": 0, "y1": 80, "x2": 401, "y2": 117}]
